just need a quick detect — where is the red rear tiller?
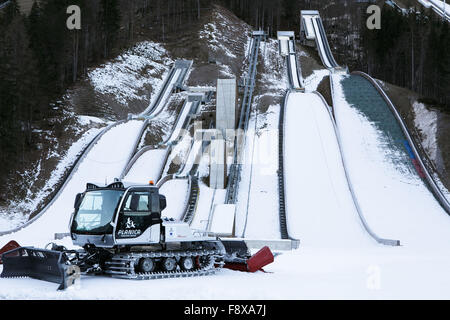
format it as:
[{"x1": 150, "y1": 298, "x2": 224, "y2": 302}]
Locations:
[{"x1": 0, "y1": 241, "x2": 21, "y2": 265}]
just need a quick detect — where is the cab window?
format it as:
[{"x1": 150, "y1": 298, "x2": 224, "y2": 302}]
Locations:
[{"x1": 122, "y1": 191, "x2": 151, "y2": 216}]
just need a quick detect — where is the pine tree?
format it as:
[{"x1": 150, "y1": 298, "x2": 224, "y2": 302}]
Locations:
[{"x1": 101, "y1": 0, "x2": 120, "y2": 58}]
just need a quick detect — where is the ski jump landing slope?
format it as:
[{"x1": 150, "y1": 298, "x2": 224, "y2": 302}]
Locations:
[
  {"x1": 284, "y1": 92, "x2": 373, "y2": 247},
  {"x1": 332, "y1": 73, "x2": 450, "y2": 247}
]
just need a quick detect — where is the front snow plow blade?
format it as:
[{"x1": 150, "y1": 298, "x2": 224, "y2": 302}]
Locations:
[
  {"x1": 1, "y1": 247, "x2": 76, "y2": 290},
  {"x1": 221, "y1": 239, "x2": 251, "y2": 259}
]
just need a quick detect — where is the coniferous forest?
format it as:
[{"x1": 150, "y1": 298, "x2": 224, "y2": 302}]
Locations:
[
  {"x1": 1, "y1": 0, "x2": 450, "y2": 192},
  {"x1": 221, "y1": 0, "x2": 450, "y2": 107},
  {"x1": 0, "y1": 0, "x2": 208, "y2": 191}
]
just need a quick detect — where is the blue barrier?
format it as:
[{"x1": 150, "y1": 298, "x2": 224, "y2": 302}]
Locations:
[{"x1": 403, "y1": 140, "x2": 416, "y2": 160}]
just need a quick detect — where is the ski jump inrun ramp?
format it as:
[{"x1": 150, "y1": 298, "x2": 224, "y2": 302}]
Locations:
[{"x1": 300, "y1": 10, "x2": 340, "y2": 69}]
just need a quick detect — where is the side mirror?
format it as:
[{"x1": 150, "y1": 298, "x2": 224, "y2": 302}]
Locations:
[
  {"x1": 150, "y1": 193, "x2": 160, "y2": 212},
  {"x1": 74, "y1": 193, "x2": 82, "y2": 210},
  {"x1": 159, "y1": 195, "x2": 167, "y2": 211}
]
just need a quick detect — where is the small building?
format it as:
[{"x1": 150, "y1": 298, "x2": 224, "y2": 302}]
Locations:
[
  {"x1": 277, "y1": 31, "x2": 295, "y2": 56},
  {"x1": 299, "y1": 10, "x2": 320, "y2": 47},
  {"x1": 216, "y1": 78, "x2": 237, "y2": 140}
]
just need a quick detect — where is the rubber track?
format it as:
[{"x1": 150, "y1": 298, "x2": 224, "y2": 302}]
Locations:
[{"x1": 104, "y1": 249, "x2": 223, "y2": 280}]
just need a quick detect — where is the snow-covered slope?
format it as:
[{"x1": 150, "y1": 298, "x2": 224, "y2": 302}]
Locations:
[
  {"x1": 159, "y1": 179, "x2": 190, "y2": 221},
  {"x1": 4, "y1": 84, "x2": 450, "y2": 300},
  {"x1": 284, "y1": 92, "x2": 372, "y2": 247},
  {"x1": 0, "y1": 120, "x2": 144, "y2": 248},
  {"x1": 124, "y1": 149, "x2": 168, "y2": 184},
  {"x1": 4, "y1": 6, "x2": 450, "y2": 300},
  {"x1": 0, "y1": 127, "x2": 103, "y2": 231},
  {"x1": 89, "y1": 41, "x2": 172, "y2": 107},
  {"x1": 332, "y1": 74, "x2": 450, "y2": 247}
]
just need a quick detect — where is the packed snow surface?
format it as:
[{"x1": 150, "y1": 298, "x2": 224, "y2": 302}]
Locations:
[
  {"x1": 312, "y1": 18, "x2": 333, "y2": 68},
  {"x1": 279, "y1": 37, "x2": 289, "y2": 56},
  {"x1": 236, "y1": 104, "x2": 281, "y2": 239},
  {"x1": 303, "y1": 69, "x2": 329, "y2": 92},
  {"x1": 284, "y1": 92, "x2": 371, "y2": 247},
  {"x1": 124, "y1": 149, "x2": 168, "y2": 184},
  {"x1": 159, "y1": 179, "x2": 190, "y2": 221},
  {"x1": 166, "y1": 101, "x2": 193, "y2": 143},
  {"x1": 303, "y1": 15, "x2": 315, "y2": 39},
  {"x1": 332, "y1": 74, "x2": 450, "y2": 247},
  {"x1": 4, "y1": 15, "x2": 450, "y2": 297},
  {"x1": 289, "y1": 54, "x2": 302, "y2": 89},
  {"x1": 3, "y1": 90, "x2": 450, "y2": 299}
]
